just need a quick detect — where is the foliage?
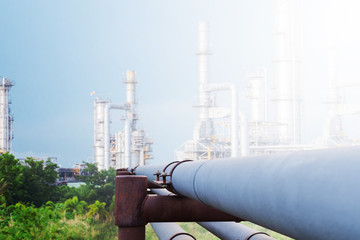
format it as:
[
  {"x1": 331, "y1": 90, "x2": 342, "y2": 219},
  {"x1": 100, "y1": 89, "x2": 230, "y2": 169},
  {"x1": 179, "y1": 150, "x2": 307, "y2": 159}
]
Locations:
[
  {"x1": 61, "y1": 163, "x2": 116, "y2": 210},
  {"x1": 19, "y1": 158, "x2": 59, "y2": 207},
  {"x1": 0, "y1": 153, "x2": 23, "y2": 205},
  {"x1": 0, "y1": 198, "x2": 116, "y2": 240},
  {"x1": 0, "y1": 155, "x2": 123, "y2": 239},
  {"x1": 78, "y1": 162, "x2": 116, "y2": 188},
  {"x1": 0, "y1": 154, "x2": 59, "y2": 207},
  {"x1": 87, "y1": 200, "x2": 109, "y2": 222},
  {"x1": 64, "y1": 196, "x2": 88, "y2": 216}
]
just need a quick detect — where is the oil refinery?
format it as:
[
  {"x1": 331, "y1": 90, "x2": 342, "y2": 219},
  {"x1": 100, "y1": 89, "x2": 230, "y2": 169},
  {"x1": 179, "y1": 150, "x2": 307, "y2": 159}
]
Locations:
[
  {"x1": 0, "y1": 1, "x2": 357, "y2": 170},
  {"x1": 2, "y1": 1, "x2": 360, "y2": 239},
  {"x1": 93, "y1": 1, "x2": 360, "y2": 169}
]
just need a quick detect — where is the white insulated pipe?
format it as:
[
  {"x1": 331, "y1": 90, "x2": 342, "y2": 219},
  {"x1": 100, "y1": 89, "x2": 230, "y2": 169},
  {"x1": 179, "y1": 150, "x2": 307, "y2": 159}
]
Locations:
[{"x1": 206, "y1": 83, "x2": 239, "y2": 157}]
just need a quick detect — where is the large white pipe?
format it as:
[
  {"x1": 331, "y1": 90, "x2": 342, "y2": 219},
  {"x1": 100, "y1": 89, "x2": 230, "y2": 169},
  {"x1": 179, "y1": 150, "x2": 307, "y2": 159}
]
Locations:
[{"x1": 206, "y1": 83, "x2": 239, "y2": 157}]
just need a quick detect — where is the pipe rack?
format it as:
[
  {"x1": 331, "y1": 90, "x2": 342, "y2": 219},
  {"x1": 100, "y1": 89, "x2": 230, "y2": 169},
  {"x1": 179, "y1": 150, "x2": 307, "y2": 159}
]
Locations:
[{"x1": 132, "y1": 146, "x2": 360, "y2": 240}]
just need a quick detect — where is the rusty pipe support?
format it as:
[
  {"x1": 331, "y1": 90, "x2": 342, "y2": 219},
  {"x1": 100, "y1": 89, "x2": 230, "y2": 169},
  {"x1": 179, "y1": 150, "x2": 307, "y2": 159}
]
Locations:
[
  {"x1": 115, "y1": 175, "x2": 147, "y2": 240},
  {"x1": 151, "y1": 188, "x2": 274, "y2": 240}
]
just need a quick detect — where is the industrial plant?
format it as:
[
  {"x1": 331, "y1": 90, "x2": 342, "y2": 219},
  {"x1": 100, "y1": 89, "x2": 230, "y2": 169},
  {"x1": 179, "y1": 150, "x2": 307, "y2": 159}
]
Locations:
[
  {"x1": 93, "y1": 70, "x2": 152, "y2": 170},
  {"x1": 93, "y1": 1, "x2": 360, "y2": 170},
  {"x1": 1, "y1": 0, "x2": 360, "y2": 239},
  {"x1": 174, "y1": 1, "x2": 360, "y2": 162}
]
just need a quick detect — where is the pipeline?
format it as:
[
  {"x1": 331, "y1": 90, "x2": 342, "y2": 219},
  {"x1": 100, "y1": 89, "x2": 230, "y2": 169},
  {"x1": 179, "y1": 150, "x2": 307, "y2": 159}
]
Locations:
[
  {"x1": 150, "y1": 223, "x2": 195, "y2": 240},
  {"x1": 198, "y1": 222, "x2": 273, "y2": 240},
  {"x1": 133, "y1": 146, "x2": 360, "y2": 240},
  {"x1": 149, "y1": 189, "x2": 197, "y2": 240},
  {"x1": 115, "y1": 173, "x2": 240, "y2": 239},
  {"x1": 152, "y1": 189, "x2": 275, "y2": 240}
]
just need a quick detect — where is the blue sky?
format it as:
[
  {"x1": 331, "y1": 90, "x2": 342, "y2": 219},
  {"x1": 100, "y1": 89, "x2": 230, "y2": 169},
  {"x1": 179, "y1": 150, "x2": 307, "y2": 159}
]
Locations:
[{"x1": 1, "y1": 0, "x2": 360, "y2": 167}]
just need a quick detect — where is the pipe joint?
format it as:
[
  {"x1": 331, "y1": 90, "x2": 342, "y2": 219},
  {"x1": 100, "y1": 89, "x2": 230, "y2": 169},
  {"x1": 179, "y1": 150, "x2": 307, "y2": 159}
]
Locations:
[
  {"x1": 166, "y1": 160, "x2": 194, "y2": 195},
  {"x1": 170, "y1": 233, "x2": 196, "y2": 240},
  {"x1": 244, "y1": 232, "x2": 271, "y2": 240}
]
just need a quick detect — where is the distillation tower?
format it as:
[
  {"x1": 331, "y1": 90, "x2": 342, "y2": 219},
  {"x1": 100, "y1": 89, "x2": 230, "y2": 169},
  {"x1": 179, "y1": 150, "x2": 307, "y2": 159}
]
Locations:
[
  {"x1": 321, "y1": 48, "x2": 347, "y2": 146},
  {"x1": 273, "y1": 0, "x2": 302, "y2": 145},
  {"x1": 247, "y1": 69, "x2": 279, "y2": 148},
  {"x1": 175, "y1": 21, "x2": 248, "y2": 161},
  {"x1": 93, "y1": 71, "x2": 152, "y2": 170},
  {"x1": 0, "y1": 77, "x2": 14, "y2": 153}
]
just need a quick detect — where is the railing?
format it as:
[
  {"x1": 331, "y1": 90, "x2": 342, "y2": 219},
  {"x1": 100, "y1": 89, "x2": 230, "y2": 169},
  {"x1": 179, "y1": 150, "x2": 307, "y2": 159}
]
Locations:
[{"x1": 115, "y1": 146, "x2": 360, "y2": 239}]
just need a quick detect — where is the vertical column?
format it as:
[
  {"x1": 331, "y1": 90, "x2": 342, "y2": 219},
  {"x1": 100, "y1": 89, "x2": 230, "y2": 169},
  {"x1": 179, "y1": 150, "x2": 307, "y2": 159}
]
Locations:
[
  {"x1": 0, "y1": 77, "x2": 13, "y2": 153},
  {"x1": 125, "y1": 71, "x2": 137, "y2": 168},
  {"x1": 194, "y1": 21, "x2": 214, "y2": 141},
  {"x1": 273, "y1": 0, "x2": 301, "y2": 144},
  {"x1": 94, "y1": 98, "x2": 107, "y2": 170}
]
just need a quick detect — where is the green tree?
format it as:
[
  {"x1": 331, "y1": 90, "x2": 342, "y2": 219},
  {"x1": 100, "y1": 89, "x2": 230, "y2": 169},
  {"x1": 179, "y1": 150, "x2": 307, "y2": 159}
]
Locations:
[
  {"x1": 87, "y1": 200, "x2": 109, "y2": 222},
  {"x1": 0, "y1": 153, "x2": 23, "y2": 205},
  {"x1": 64, "y1": 196, "x2": 88, "y2": 216},
  {"x1": 77, "y1": 163, "x2": 116, "y2": 209},
  {"x1": 19, "y1": 158, "x2": 59, "y2": 207}
]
